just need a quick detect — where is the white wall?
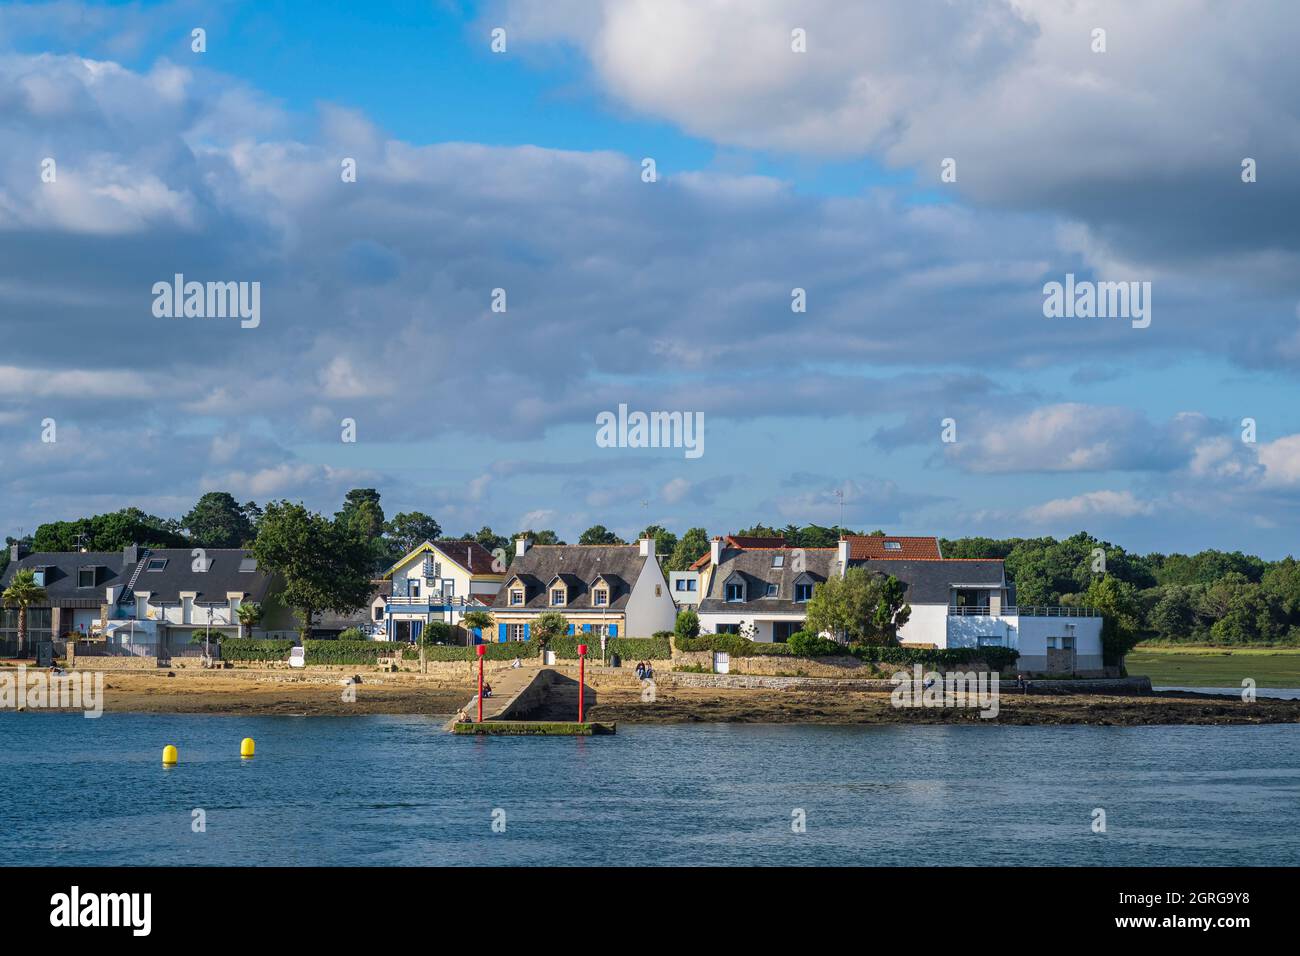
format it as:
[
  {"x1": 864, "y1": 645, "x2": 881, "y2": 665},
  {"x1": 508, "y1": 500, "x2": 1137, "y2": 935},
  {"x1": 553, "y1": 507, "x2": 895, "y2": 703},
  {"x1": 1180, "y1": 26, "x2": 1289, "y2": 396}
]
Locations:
[
  {"x1": 697, "y1": 611, "x2": 806, "y2": 643},
  {"x1": 625, "y1": 558, "x2": 678, "y2": 636},
  {"x1": 895, "y1": 604, "x2": 949, "y2": 646}
]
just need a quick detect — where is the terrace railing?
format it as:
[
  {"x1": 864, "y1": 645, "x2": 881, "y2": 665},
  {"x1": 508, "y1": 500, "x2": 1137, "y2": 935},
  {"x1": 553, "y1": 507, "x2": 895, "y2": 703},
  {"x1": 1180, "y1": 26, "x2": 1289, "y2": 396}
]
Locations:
[{"x1": 948, "y1": 605, "x2": 1099, "y2": 617}]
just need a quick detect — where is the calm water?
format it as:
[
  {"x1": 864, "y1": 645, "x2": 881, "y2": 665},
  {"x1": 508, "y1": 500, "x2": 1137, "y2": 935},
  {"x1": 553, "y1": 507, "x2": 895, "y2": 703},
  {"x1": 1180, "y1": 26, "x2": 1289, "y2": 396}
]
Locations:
[{"x1": 2, "y1": 714, "x2": 1298, "y2": 866}]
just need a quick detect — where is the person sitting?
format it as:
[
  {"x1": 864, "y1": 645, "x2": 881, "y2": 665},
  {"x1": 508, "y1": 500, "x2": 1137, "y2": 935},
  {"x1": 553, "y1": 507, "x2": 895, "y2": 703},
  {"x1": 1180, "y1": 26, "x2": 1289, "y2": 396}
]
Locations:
[
  {"x1": 634, "y1": 661, "x2": 646, "y2": 679},
  {"x1": 642, "y1": 662, "x2": 654, "y2": 680},
  {"x1": 482, "y1": 683, "x2": 493, "y2": 699},
  {"x1": 510, "y1": 657, "x2": 521, "y2": 669}
]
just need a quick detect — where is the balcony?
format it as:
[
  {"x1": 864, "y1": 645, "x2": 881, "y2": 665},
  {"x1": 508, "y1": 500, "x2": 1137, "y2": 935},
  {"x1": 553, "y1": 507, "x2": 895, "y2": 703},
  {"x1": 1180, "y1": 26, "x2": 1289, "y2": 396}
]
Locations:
[{"x1": 948, "y1": 605, "x2": 1099, "y2": 617}]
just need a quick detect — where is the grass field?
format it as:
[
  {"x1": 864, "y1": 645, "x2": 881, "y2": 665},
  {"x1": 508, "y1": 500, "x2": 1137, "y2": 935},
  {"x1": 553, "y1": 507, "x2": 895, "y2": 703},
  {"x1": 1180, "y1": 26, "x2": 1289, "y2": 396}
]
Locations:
[{"x1": 1129, "y1": 645, "x2": 1300, "y2": 688}]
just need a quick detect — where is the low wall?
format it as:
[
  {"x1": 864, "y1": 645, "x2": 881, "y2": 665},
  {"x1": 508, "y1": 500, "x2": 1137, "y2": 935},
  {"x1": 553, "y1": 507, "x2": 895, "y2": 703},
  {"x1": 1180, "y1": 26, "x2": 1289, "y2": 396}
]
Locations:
[
  {"x1": 664, "y1": 672, "x2": 1153, "y2": 695},
  {"x1": 495, "y1": 669, "x2": 561, "y2": 720}
]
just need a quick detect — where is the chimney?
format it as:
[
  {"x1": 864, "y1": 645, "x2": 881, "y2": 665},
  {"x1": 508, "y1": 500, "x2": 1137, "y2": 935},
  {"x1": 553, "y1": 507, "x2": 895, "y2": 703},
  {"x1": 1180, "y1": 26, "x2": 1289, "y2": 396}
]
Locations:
[
  {"x1": 837, "y1": 536, "x2": 850, "y2": 576},
  {"x1": 709, "y1": 536, "x2": 721, "y2": 566},
  {"x1": 639, "y1": 536, "x2": 655, "y2": 559},
  {"x1": 515, "y1": 535, "x2": 531, "y2": 558},
  {"x1": 9, "y1": 542, "x2": 22, "y2": 563},
  {"x1": 123, "y1": 543, "x2": 138, "y2": 565}
]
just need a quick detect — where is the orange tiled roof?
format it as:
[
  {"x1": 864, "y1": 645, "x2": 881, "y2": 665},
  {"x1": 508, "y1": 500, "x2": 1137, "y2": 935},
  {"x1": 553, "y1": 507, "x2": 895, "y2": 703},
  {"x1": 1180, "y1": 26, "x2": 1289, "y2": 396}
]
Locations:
[{"x1": 846, "y1": 535, "x2": 942, "y2": 561}]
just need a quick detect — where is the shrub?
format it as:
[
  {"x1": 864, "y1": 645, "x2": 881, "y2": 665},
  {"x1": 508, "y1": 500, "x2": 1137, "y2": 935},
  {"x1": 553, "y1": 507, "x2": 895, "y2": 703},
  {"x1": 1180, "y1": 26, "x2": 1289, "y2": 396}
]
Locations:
[
  {"x1": 220, "y1": 638, "x2": 295, "y2": 662},
  {"x1": 850, "y1": 645, "x2": 1019, "y2": 670},
  {"x1": 674, "y1": 608, "x2": 701, "y2": 640},
  {"x1": 338, "y1": 627, "x2": 367, "y2": 642},
  {"x1": 787, "y1": 631, "x2": 843, "y2": 657},
  {"x1": 608, "y1": 636, "x2": 671, "y2": 660},
  {"x1": 420, "y1": 621, "x2": 452, "y2": 645},
  {"x1": 404, "y1": 642, "x2": 542, "y2": 662},
  {"x1": 673, "y1": 633, "x2": 794, "y2": 657}
]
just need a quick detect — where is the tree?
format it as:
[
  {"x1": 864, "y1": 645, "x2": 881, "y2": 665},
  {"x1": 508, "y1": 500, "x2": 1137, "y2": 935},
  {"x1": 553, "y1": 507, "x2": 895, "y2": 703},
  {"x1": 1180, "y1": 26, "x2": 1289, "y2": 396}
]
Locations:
[
  {"x1": 33, "y1": 508, "x2": 188, "y2": 552},
  {"x1": 384, "y1": 512, "x2": 442, "y2": 561},
  {"x1": 236, "y1": 601, "x2": 263, "y2": 640},
  {"x1": 665, "y1": 527, "x2": 710, "y2": 572},
  {"x1": 184, "y1": 492, "x2": 256, "y2": 548},
  {"x1": 870, "y1": 575, "x2": 911, "y2": 644},
  {"x1": 532, "y1": 610, "x2": 568, "y2": 650},
  {"x1": 803, "y1": 573, "x2": 857, "y2": 643},
  {"x1": 579, "y1": 525, "x2": 624, "y2": 545},
  {"x1": 462, "y1": 610, "x2": 493, "y2": 645},
  {"x1": 1085, "y1": 576, "x2": 1142, "y2": 668},
  {"x1": 253, "y1": 501, "x2": 374, "y2": 642},
  {"x1": 674, "y1": 607, "x2": 700, "y2": 640},
  {"x1": 3, "y1": 568, "x2": 48, "y2": 657}
]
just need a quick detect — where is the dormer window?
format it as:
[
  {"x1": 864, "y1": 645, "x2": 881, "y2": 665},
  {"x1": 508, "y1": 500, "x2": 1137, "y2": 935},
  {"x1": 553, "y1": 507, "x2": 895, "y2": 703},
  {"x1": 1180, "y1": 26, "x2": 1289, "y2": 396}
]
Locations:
[
  {"x1": 551, "y1": 588, "x2": 566, "y2": 606},
  {"x1": 726, "y1": 582, "x2": 744, "y2": 602},
  {"x1": 510, "y1": 589, "x2": 524, "y2": 606},
  {"x1": 765, "y1": 584, "x2": 778, "y2": 597},
  {"x1": 771, "y1": 554, "x2": 784, "y2": 568},
  {"x1": 78, "y1": 566, "x2": 98, "y2": 588},
  {"x1": 593, "y1": 588, "x2": 608, "y2": 607},
  {"x1": 32, "y1": 567, "x2": 47, "y2": 586},
  {"x1": 238, "y1": 557, "x2": 257, "y2": 572},
  {"x1": 795, "y1": 583, "x2": 813, "y2": 602}
]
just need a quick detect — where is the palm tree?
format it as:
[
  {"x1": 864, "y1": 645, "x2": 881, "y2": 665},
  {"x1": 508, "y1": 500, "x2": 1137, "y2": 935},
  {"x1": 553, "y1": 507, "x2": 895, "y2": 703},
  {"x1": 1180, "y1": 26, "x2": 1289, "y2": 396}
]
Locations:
[
  {"x1": 3, "y1": 569, "x2": 49, "y2": 658},
  {"x1": 236, "y1": 601, "x2": 263, "y2": 640}
]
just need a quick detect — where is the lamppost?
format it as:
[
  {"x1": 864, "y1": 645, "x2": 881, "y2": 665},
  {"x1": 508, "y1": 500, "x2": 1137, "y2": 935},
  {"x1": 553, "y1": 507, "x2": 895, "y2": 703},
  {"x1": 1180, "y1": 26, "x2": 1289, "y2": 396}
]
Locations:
[
  {"x1": 577, "y1": 643, "x2": 587, "y2": 723},
  {"x1": 476, "y1": 643, "x2": 486, "y2": 722}
]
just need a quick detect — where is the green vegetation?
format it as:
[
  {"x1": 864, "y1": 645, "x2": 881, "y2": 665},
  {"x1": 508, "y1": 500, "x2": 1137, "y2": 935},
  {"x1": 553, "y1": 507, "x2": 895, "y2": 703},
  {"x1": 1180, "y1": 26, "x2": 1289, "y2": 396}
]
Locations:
[
  {"x1": 674, "y1": 607, "x2": 700, "y2": 640},
  {"x1": 405, "y1": 642, "x2": 541, "y2": 662},
  {"x1": 2, "y1": 568, "x2": 49, "y2": 656},
  {"x1": 803, "y1": 567, "x2": 911, "y2": 645},
  {"x1": 1128, "y1": 645, "x2": 1300, "y2": 688},
  {"x1": 304, "y1": 640, "x2": 405, "y2": 664},
  {"x1": 220, "y1": 638, "x2": 294, "y2": 662}
]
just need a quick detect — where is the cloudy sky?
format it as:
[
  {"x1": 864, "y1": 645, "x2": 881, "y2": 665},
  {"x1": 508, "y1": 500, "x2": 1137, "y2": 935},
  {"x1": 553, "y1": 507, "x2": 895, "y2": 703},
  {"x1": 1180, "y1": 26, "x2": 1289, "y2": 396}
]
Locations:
[{"x1": 2, "y1": 0, "x2": 1299, "y2": 555}]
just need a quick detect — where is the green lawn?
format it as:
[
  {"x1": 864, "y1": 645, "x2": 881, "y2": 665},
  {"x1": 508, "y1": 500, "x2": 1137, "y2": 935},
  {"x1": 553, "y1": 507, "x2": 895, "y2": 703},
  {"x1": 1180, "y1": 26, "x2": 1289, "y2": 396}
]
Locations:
[{"x1": 1128, "y1": 645, "x2": 1300, "y2": 688}]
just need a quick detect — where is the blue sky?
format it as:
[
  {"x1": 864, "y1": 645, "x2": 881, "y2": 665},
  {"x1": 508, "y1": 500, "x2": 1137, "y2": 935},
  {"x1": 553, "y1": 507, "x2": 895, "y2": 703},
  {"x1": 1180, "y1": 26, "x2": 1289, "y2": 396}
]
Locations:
[{"x1": 3, "y1": 0, "x2": 1300, "y2": 556}]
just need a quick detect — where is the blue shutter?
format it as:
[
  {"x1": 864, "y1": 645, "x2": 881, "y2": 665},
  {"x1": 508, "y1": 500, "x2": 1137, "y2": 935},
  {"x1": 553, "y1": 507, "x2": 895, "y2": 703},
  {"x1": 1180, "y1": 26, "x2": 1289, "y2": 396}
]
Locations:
[
  {"x1": 608, "y1": 624, "x2": 618, "y2": 637},
  {"x1": 473, "y1": 627, "x2": 482, "y2": 643},
  {"x1": 523, "y1": 623, "x2": 531, "y2": 641},
  {"x1": 411, "y1": 621, "x2": 423, "y2": 644},
  {"x1": 567, "y1": 624, "x2": 575, "y2": 635},
  {"x1": 582, "y1": 624, "x2": 591, "y2": 633},
  {"x1": 498, "y1": 623, "x2": 507, "y2": 642}
]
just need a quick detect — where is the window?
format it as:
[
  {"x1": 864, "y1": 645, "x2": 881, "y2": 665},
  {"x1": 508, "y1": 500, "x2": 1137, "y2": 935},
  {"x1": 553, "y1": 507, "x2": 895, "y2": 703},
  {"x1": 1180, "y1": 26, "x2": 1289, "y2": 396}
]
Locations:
[
  {"x1": 409, "y1": 579, "x2": 421, "y2": 599},
  {"x1": 590, "y1": 624, "x2": 607, "y2": 637},
  {"x1": 884, "y1": 541, "x2": 902, "y2": 551},
  {"x1": 765, "y1": 584, "x2": 778, "y2": 597},
  {"x1": 977, "y1": 635, "x2": 1003, "y2": 647},
  {"x1": 78, "y1": 567, "x2": 97, "y2": 588},
  {"x1": 551, "y1": 589, "x2": 566, "y2": 606},
  {"x1": 771, "y1": 554, "x2": 784, "y2": 568},
  {"x1": 675, "y1": 579, "x2": 687, "y2": 591},
  {"x1": 373, "y1": 604, "x2": 383, "y2": 621},
  {"x1": 717, "y1": 624, "x2": 740, "y2": 635},
  {"x1": 510, "y1": 589, "x2": 524, "y2": 606},
  {"x1": 655, "y1": 584, "x2": 662, "y2": 597},
  {"x1": 442, "y1": 579, "x2": 455, "y2": 598},
  {"x1": 593, "y1": 589, "x2": 608, "y2": 607},
  {"x1": 687, "y1": 579, "x2": 697, "y2": 592},
  {"x1": 726, "y1": 583, "x2": 744, "y2": 602},
  {"x1": 146, "y1": 559, "x2": 167, "y2": 572},
  {"x1": 508, "y1": 623, "x2": 527, "y2": 641},
  {"x1": 795, "y1": 583, "x2": 813, "y2": 602},
  {"x1": 32, "y1": 568, "x2": 47, "y2": 586},
  {"x1": 238, "y1": 557, "x2": 257, "y2": 572}
]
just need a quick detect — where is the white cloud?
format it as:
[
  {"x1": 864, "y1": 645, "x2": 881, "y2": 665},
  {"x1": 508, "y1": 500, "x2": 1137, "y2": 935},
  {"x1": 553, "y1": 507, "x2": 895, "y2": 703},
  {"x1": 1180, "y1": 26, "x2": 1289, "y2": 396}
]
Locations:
[{"x1": 1024, "y1": 489, "x2": 1155, "y2": 523}]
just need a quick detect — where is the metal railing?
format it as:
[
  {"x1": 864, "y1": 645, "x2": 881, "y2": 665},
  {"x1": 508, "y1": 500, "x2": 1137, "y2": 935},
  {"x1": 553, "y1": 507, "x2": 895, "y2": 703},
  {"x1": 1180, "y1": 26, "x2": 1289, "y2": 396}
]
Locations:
[{"x1": 949, "y1": 605, "x2": 1099, "y2": 617}]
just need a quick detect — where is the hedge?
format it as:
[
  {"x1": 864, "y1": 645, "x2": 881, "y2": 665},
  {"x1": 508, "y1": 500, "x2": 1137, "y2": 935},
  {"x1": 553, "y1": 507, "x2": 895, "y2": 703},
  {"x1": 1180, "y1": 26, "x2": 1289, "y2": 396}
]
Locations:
[
  {"x1": 674, "y1": 634, "x2": 795, "y2": 657},
  {"x1": 304, "y1": 640, "x2": 405, "y2": 665},
  {"x1": 400, "y1": 642, "x2": 542, "y2": 662},
  {"x1": 549, "y1": 635, "x2": 672, "y2": 660},
  {"x1": 219, "y1": 638, "x2": 294, "y2": 662},
  {"x1": 673, "y1": 634, "x2": 1018, "y2": 669}
]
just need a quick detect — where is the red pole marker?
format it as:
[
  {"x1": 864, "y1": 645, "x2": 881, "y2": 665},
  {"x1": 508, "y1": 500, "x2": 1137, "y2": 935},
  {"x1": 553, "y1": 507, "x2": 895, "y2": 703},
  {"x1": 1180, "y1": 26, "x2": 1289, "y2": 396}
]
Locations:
[
  {"x1": 577, "y1": 644, "x2": 587, "y2": 723},
  {"x1": 477, "y1": 644, "x2": 487, "y2": 722}
]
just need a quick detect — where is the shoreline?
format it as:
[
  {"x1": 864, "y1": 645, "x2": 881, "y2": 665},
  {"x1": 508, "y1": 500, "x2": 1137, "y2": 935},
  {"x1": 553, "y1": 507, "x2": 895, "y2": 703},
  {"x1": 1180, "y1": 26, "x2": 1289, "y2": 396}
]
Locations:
[{"x1": 3, "y1": 667, "x2": 1299, "y2": 725}]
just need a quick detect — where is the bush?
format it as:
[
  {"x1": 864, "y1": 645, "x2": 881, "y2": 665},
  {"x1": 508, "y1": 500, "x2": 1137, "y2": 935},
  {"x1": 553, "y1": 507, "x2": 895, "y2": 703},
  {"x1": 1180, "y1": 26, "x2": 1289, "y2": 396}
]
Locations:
[
  {"x1": 337, "y1": 627, "x2": 367, "y2": 642},
  {"x1": 674, "y1": 608, "x2": 700, "y2": 640},
  {"x1": 220, "y1": 638, "x2": 294, "y2": 662},
  {"x1": 788, "y1": 631, "x2": 843, "y2": 657},
  {"x1": 420, "y1": 621, "x2": 452, "y2": 645},
  {"x1": 403, "y1": 642, "x2": 542, "y2": 662},
  {"x1": 609, "y1": 636, "x2": 672, "y2": 660},
  {"x1": 674, "y1": 633, "x2": 795, "y2": 657},
  {"x1": 850, "y1": 645, "x2": 1020, "y2": 670}
]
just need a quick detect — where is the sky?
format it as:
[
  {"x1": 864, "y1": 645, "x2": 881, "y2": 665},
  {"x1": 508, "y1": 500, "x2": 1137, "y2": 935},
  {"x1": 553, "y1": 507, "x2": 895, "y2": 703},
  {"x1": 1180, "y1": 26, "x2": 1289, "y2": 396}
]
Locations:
[{"x1": 2, "y1": 0, "x2": 1300, "y2": 556}]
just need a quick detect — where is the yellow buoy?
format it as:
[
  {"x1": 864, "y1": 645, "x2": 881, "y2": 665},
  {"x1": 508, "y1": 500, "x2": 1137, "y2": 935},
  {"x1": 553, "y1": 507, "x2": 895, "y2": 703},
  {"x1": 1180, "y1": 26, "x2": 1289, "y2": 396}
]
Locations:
[
  {"x1": 240, "y1": 737, "x2": 255, "y2": 759},
  {"x1": 162, "y1": 745, "x2": 178, "y2": 765}
]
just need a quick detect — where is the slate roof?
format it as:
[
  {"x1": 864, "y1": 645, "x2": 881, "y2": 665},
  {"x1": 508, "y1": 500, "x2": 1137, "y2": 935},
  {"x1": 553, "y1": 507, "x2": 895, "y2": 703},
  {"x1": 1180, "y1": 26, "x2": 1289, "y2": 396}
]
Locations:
[
  {"x1": 845, "y1": 535, "x2": 943, "y2": 561},
  {"x1": 1, "y1": 552, "x2": 131, "y2": 607},
  {"x1": 490, "y1": 545, "x2": 648, "y2": 611},
  {"x1": 850, "y1": 558, "x2": 1007, "y2": 604},
  {"x1": 698, "y1": 548, "x2": 839, "y2": 615},
  {"x1": 120, "y1": 549, "x2": 276, "y2": 604}
]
